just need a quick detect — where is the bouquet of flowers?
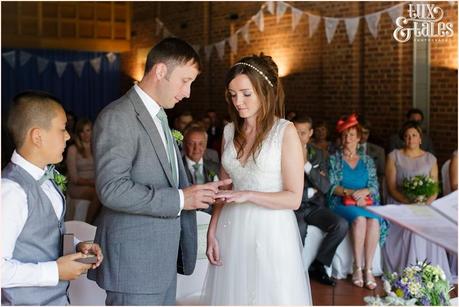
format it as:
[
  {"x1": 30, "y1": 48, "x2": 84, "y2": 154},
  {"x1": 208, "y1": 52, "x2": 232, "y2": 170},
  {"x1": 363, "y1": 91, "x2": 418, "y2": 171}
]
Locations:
[
  {"x1": 402, "y1": 175, "x2": 439, "y2": 204},
  {"x1": 364, "y1": 260, "x2": 452, "y2": 306}
]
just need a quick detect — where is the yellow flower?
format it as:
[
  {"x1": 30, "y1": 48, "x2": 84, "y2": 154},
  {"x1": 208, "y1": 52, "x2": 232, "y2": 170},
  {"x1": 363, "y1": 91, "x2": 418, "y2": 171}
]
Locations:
[{"x1": 395, "y1": 288, "x2": 404, "y2": 297}]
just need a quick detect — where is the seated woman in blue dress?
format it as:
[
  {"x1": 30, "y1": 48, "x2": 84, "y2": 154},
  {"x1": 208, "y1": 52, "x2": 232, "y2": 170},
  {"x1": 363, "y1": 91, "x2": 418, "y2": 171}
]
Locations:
[{"x1": 327, "y1": 114, "x2": 388, "y2": 290}]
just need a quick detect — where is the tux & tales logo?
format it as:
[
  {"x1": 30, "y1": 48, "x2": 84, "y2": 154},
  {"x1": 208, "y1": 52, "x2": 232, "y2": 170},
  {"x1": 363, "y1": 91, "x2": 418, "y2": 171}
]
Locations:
[{"x1": 393, "y1": 3, "x2": 454, "y2": 43}]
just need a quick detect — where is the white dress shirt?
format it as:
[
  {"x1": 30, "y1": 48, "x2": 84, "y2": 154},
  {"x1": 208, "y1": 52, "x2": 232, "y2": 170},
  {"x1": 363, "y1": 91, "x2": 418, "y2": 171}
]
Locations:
[
  {"x1": 134, "y1": 85, "x2": 184, "y2": 212},
  {"x1": 185, "y1": 156, "x2": 204, "y2": 183},
  {"x1": 2, "y1": 151, "x2": 63, "y2": 288},
  {"x1": 303, "y1": 146, "x2": 317, "y2": 198}
]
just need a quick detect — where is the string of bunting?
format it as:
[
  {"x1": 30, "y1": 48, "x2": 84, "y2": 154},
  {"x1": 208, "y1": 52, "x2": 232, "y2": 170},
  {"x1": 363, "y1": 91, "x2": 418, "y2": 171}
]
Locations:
[
  {"x1": 154, "y1": 1, "x2": 456, "y2": 61},
  {"x1": 1, "y1": 51, "x2": 118, "y2": 78}
]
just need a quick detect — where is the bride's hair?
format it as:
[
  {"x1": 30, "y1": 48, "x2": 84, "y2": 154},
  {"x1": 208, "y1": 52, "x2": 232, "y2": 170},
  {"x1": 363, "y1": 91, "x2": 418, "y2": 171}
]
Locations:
[{"x1": 225, "y1": 53, "x2": 285, "y2": 162}]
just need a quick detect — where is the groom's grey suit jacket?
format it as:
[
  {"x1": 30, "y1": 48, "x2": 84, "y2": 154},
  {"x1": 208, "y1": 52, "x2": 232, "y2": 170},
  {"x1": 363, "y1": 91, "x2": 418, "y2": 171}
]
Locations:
[{"x1": 88, "y1": 87, "x2": 197, "y2": 295}]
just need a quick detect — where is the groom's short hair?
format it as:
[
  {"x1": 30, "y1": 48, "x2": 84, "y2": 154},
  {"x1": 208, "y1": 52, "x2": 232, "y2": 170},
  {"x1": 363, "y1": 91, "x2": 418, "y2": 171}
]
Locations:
[{"x1": 144, "y1": 37, "x2": 201, "y2": 76}]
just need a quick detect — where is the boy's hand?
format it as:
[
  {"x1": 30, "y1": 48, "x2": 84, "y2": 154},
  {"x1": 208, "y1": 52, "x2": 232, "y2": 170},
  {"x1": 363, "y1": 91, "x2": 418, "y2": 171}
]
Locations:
[
  {"x1": 56, "y1": 253, "x2": 92, "y2": 280},
  {"x1": 76, "y1": 241, "x2": 104, "y2": 269}
]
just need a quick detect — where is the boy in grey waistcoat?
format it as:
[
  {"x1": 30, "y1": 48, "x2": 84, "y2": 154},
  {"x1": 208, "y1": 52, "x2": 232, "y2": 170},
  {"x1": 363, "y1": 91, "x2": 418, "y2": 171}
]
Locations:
[{"x1": 2, "y1": 91, "x2": 103, "y2": 305}]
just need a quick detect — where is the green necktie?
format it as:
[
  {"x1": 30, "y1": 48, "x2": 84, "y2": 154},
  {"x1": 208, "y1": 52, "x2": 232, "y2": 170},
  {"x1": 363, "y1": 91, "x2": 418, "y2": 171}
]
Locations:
[
  {"x1": 192, "y1": 163, "x2": 205, "y2": 184},
  {"x1": 157, "y1": 108, "x2": 178, "y2": 187},
  {"x1": 38, "y1": 164, "x2": 55, "y2": 186}
]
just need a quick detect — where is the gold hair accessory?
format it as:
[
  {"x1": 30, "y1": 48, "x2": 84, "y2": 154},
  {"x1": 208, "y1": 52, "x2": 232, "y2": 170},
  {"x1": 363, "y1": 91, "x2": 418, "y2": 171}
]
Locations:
[{"x1": 233, "y1": 62, "x2": 274, "y2": 87}]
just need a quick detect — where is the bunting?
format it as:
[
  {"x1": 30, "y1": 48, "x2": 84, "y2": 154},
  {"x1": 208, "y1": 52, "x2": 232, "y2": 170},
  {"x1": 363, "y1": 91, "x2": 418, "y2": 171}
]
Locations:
[
  {"x1": 73, "y1": 60, "x2": 86, "y2": 78},
  {"x1": 291, "y1": 7, "x2": 303, "y2": 31},
  {"x1": 324, "y1": 17, "x2": 340, "y2": 44},
  {"x1": 90, "y1": 57, "x2": 102, "y2": 74},
  {"x1": 2, "y1": 51, "x2": 16, "y2": 68},
  {"x1": 19, "y1": 51, "x2": 32, "y2": 66},
  {"x1": 55, "y1": 61, "x2": 68, "y2": 78},
  {"x1": 127, "y1": 1, "x2": 418, "y2": 59},
  {"x1": 344, "y1": 17, "x2": 360, "y2": 44},
  {"x1": 106, "y1": 52, "x2": 117, "y2": 64},
  {"x1": 37, "y1": 56, "x2": 49, "y2": 74}
]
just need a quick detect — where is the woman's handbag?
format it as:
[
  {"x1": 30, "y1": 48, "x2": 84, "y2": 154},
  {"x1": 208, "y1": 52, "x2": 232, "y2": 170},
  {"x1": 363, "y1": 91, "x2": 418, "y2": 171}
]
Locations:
[{"x1": 343, "y1": 195, "x2": 373, "y2": 206}]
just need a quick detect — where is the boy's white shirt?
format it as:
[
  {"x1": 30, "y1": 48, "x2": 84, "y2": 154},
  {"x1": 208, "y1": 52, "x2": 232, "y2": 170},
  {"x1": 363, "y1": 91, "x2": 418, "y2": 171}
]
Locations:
[{"x1": 2, "y1": 151, "x2": 65, "y2": 287}]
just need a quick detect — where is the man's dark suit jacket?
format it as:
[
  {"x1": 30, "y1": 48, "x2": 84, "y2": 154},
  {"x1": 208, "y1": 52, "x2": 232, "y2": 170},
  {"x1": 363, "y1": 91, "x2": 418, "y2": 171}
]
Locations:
[{"x1": 295, "y1": 144, "x2": 331, "y2": 241}]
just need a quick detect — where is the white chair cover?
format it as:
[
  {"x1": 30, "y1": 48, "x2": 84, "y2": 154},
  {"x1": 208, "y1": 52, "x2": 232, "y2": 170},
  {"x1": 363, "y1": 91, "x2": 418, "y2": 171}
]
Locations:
[
  {"x1": 442, "y1": 159, "x2": 452, "y2": 196},
  {"x1": 65, "y1": 197, "x2": 91, "y2": 221},
  {"x1": 303, "y1": 225, "x2": 383, "y2": 279},
  {"x1": 64, "y1": 221, "x2": 106, "y2": 305}
]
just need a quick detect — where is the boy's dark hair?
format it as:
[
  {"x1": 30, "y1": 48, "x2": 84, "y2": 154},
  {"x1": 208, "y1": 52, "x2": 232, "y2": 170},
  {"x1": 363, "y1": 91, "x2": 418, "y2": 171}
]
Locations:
[
  {"x1": 144, "y1": 37, "x2": 201, "y2": 76},
  {"x1": 406, "y1": 108, "x2": 424, "y2": 120},
  {"x1": 7, "y1": 91, "x2": 62, "y2": 149},
  {"x1": 292, "y1": 114, "x2": 313, "y2": 126}
]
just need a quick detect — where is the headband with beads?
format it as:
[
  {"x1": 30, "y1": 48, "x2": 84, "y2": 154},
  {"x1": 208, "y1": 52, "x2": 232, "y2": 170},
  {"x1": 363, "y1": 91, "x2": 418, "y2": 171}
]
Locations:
[{"x1": 233, "y1": 62, "x2": 274, "y2": 87}]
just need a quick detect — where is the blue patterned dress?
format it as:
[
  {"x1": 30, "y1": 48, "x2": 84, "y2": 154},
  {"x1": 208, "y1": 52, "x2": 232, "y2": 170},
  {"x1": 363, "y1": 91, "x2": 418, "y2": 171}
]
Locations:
[{"x1": 327, "y1": 150, "x2": 389, "y2": 246}]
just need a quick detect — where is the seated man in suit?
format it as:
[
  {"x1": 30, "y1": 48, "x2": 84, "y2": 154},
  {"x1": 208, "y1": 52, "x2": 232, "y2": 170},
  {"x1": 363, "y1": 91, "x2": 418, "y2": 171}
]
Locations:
[
  {"x1": 293, "y1": 115, "x2": 348, "y2": 287},
  {"x1": 359, "y1": 118, "x2": 386, "y2": 202},
  {"x1": 183, "y1": 125, "x2": 220, "y2": 214}
]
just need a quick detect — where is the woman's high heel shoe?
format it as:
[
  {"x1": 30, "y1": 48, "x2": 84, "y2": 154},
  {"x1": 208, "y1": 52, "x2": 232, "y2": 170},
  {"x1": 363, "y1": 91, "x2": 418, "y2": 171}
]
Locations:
[
  {"x1": 364, "y1": 268, "x2": 377, "y2": 290},
  {"x1": 352, "y1": 266, "x2": 364, "y2": 288}
]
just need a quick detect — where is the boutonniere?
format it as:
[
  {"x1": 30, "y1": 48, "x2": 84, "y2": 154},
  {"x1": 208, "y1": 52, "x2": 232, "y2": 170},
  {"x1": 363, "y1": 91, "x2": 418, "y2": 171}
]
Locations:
[
  {"x1": 208, "y1": 170, "x2": 219, "y2": 182},
  {"x1": 308, "y1": 146, "x2": 316, "y2": 161},
  {"x1": 171, "y1": 129, "x2": 183, "y2": 145},
  {"x1": 53, "y1": 172, "x2": 68, "y2": 193}
]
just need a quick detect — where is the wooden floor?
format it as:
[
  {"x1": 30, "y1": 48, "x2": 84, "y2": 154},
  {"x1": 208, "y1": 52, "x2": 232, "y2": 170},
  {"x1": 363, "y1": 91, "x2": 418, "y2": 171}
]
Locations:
[{"x1": 311, "y1": 276, "x2": 458, "y2": 306}]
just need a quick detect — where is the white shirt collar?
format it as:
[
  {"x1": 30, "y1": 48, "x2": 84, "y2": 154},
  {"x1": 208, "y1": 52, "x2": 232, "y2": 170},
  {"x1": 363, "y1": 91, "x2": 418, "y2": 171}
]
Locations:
[
  {"x1": 185, "y1": 156, "x2": 204, "y2": 169},
  {"x1": 134, "y1": 84, "x2": 162, "y2": 119},
  {"x1": 11, "y1": 150, "x2": 47, "y2": 180}
]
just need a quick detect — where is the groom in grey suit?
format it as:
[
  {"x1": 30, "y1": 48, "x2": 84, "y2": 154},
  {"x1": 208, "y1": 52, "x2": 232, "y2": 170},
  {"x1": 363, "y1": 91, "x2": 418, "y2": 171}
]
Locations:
[{"x1": 88, "y1": 37, "x2": 230, "y2": 305}]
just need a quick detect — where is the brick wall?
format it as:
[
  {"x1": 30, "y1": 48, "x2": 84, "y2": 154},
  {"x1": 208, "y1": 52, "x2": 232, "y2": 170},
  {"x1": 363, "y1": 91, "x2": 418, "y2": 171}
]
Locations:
[{"x1": 121, "y1": 1, "x2": 458, "y2": 165}]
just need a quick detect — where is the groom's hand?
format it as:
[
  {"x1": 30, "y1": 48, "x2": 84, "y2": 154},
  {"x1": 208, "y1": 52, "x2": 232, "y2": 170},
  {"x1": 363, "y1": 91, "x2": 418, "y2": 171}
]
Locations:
[{"x1": 183, "y1": 179, "x2": 232, "y2": 210}]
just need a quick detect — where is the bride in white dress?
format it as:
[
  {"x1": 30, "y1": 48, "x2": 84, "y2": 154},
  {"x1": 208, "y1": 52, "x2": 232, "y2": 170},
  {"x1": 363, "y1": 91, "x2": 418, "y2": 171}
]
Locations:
[{"x1": 201, "y1": 54, "x2": 312, "y2": 305}]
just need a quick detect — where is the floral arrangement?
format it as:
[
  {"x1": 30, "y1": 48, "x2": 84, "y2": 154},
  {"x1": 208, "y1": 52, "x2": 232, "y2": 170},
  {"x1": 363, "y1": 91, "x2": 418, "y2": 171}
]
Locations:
[
  {"x1": 171, "y1": 129, "x2": 183, "y2": 145},
  {"x1": 53, "y1": 172, "x2": 68, "y2": 193},
  {"x1": 364, "y1": 260, "x2": 452, "y2": 306},
  {"x1": 402, "y1": 175, "x2": 439, "y2": 203}
]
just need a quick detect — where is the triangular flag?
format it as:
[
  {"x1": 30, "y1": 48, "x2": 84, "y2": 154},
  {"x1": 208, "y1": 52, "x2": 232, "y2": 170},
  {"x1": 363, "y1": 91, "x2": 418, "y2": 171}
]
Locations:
[
  {"x1": 215, "y1": 40, "x2": 226, "y2": 60},
  {"x1": 241, "y1": 23, "x2": 251, "y2": 44},
  {"x1": 291, "y1": 7, "x2": 303, "y2": 31},
  {"x1": 365, "y1": 12, "x2": 381, "y2": 39},
  {"x1": 387, "y1": 4, "x2": 404, "y2": 26},
  {"x1": 2, "y1": 51, "x2": 16, "y2": 68},
  {"x1": 228, "y1": 33, "x2": 238, "y2": 55},
  {"x1": 266, "y1": 1, "x2": 275, "y2": 15},
  {"x1": 19, "y1": 51, "x2": 32, "y2": 66},
  {"x1": 252, "y1": 10, "x2": 264, "y2": 32},
  {"x1": 324, "y1": 17, "x2": 340, "y2": 44},
  {"x1": 37, "y1": 56, "x2": 49, "y2": 74},
  {"x1": 55, "y1": 61, "x2": 68, "y2": 78},
  {"x1": 155, "y1": 18, "x2": 164, "y2": 36},
  {"x1": 163, "y1": 27, "x2": 172, "y2": 38},
  {"x1": 276, "y1": 1, "x2": 288, "y2": 23},
  {"x1": 191, "y1": 44, "x2": 200, "y2": 53},
  {"x1": 308, "y1": 14, "x2": 321, "y2": 38},
  {"x1": 106, "y1": 52, "x2": 117, "y2": 64},
  {"x1": 72, "y1": 60, "x2": 85, "y2": 78},
  {"x1": 344, "y1": 17, "x2": 360, "y2": 44},
  {"x1": 204, "y1": 45, "x2": 213, "y2": 62},
  {"x1": 90, "y1": 57, "x2": 102, "y2": 74}
]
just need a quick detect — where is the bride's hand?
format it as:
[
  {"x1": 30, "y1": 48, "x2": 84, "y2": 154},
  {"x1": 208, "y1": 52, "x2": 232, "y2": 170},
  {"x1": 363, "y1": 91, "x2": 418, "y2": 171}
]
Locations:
[
  {"x1": 206, "y1": 236, "x2": 222, "y2": 266},
  {"x1": 215, "y1": 191, "x2": 251, "y2": 204}
]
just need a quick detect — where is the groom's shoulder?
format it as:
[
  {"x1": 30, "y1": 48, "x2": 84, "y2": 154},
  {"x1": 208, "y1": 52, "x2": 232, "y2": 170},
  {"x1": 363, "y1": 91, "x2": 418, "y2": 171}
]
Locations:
[{"x1": 99, "y1": 89, "x2": 136, "y2": 117}]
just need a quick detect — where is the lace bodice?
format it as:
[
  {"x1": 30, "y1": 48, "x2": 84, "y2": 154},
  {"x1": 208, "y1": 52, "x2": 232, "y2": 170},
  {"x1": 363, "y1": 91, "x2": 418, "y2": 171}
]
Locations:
[{"x1": 221, "y1": 118, "x2": 290, "y2": 193}]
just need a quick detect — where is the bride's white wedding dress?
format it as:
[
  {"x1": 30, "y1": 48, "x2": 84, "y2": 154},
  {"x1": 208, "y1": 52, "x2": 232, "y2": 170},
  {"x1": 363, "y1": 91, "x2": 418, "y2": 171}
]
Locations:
[{"x1": 201, "y1": 119, "x2": 312, "y2": 305}]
